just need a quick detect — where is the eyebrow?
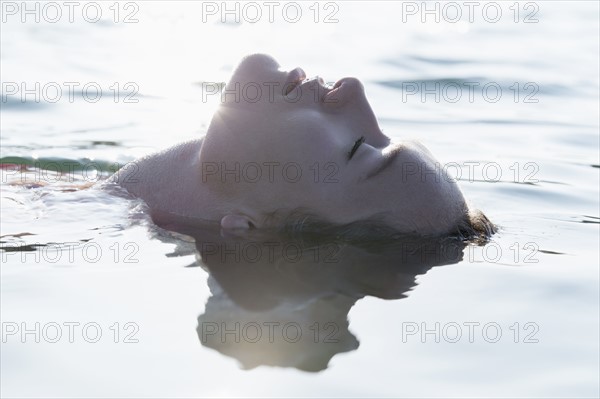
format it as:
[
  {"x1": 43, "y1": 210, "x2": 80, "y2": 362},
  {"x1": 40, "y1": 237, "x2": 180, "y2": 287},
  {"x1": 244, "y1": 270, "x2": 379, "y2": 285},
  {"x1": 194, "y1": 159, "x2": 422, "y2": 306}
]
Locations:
[{"x1": 366, "y1": 146, "x2": 403, "y2": 179}]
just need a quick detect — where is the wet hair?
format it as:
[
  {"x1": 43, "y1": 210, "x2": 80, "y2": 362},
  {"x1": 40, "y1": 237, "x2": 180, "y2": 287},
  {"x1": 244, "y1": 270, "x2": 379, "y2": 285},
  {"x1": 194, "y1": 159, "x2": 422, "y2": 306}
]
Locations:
[
  {"x1": 456, "y1": 209, "x2": 497, "y2": 243},
  {"x1": 264, "y1": 207, "x2": 496, "y2": 246}
]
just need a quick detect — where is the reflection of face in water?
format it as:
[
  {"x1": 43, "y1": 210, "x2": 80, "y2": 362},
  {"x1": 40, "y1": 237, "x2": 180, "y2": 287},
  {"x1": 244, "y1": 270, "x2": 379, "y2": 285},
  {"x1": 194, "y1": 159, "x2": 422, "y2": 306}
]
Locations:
[{"x1": 164, "y1": 222, "x2": 467, "y2": 372}]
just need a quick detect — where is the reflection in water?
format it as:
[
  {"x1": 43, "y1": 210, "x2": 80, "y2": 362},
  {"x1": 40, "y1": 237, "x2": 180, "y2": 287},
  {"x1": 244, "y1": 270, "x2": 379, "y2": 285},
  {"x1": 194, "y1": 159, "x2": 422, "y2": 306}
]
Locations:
[{"x1": 158, "y1": 218, "x2": 470, "y2": 372}]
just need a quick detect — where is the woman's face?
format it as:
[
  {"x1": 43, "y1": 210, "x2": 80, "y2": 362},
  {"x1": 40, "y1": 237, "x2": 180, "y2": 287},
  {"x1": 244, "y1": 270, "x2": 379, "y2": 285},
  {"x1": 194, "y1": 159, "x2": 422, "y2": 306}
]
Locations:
[{"x1": 200, "y1": 54, "x2": 467, "y2": 234}]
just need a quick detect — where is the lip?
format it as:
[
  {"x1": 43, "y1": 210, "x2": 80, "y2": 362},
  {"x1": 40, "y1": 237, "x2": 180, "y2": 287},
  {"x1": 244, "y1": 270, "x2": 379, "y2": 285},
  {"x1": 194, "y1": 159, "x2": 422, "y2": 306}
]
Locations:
[
  {"x1": 285, "y1": 75, "x2": 332, "y2": 101},
  {"x1": 283, "y1": 67, "x2": 306, "y2": 95},
  {"x1": 325, "y1": 78, "x2": 345, "y2": 98},
  {"x1": 323, "y1": 77, "x2": 363, "y2": 105},
  {"x1": 283, "y1": 70, "x2": 365, "y2": 105}
]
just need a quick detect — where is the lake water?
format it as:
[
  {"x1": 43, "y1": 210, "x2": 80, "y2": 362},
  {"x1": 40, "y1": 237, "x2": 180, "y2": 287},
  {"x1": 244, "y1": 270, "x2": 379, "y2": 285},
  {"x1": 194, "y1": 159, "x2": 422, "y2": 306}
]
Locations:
[{"x1": 1, "y1": 1, "x2": 599, "y2": 397}]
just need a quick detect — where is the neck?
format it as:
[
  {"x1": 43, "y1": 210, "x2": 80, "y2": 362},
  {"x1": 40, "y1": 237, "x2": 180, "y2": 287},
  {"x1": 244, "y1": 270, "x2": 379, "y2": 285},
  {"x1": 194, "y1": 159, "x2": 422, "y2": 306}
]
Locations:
[{"x1": 115, "y1": 137, "x2": 221, "y2": 221}]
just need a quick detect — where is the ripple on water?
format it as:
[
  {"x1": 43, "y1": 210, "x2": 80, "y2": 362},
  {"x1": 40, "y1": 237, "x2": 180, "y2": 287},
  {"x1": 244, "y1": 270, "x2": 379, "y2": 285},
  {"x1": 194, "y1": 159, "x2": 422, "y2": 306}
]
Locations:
[{"x1": 1, "y1": 165, "x2": 147, "y2": 255}]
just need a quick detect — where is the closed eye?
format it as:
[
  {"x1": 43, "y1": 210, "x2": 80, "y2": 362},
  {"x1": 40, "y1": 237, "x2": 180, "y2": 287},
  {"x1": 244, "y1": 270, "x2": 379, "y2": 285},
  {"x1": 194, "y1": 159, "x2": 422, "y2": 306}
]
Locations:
[{"x1": 348, "y1": 136, "x2": 365, "y2": 160}]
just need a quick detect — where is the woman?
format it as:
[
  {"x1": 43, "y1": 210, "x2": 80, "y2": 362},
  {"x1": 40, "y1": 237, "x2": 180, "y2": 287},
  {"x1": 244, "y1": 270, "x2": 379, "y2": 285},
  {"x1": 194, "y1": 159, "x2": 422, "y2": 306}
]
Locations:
[{"x1": 110, "y1": 54, "x2": 494, "y2": 239}]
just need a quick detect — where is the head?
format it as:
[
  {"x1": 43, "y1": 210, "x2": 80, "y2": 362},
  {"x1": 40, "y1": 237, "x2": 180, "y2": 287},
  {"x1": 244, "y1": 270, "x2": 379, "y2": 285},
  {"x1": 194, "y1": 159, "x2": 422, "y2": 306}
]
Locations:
[{"x1": 200, "y1": 54, "x2": 492, "y2": 238}]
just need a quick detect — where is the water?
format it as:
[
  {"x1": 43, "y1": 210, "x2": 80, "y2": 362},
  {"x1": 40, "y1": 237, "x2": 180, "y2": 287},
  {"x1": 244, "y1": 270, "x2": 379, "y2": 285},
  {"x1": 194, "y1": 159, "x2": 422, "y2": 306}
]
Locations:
[{"x1": 1, "y1": 1, "x2": 599, "y2": 397}]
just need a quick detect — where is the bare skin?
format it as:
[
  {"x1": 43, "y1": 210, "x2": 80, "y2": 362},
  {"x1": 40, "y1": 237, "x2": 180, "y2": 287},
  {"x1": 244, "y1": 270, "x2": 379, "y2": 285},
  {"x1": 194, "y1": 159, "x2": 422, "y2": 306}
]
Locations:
[{"x1": 113, "y1": 54, "x2": 469, "y2": 235}]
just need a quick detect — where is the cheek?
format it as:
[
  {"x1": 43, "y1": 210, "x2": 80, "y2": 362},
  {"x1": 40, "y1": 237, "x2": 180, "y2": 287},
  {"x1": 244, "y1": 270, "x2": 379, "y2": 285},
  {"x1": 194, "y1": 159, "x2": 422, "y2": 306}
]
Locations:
[
  {"x1": 279, "y1": 120, "x2": 341, "y2": 161},
  {"x1": 204, "y1": 107, "x2": 348, "y2": 194}
]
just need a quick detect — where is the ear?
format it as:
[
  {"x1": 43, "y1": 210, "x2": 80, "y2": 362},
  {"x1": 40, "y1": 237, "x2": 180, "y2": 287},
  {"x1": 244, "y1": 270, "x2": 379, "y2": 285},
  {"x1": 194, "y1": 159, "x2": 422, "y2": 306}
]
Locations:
[{"x1": 220, "y1": 214, "x2": 255, "y2": 231}]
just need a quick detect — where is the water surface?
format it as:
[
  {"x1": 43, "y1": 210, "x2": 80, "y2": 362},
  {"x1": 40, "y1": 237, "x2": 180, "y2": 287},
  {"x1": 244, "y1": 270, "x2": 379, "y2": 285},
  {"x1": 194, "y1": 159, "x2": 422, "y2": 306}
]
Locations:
[{"x1": 1, "y1": 1, "x2": 599, "y2": 397}]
